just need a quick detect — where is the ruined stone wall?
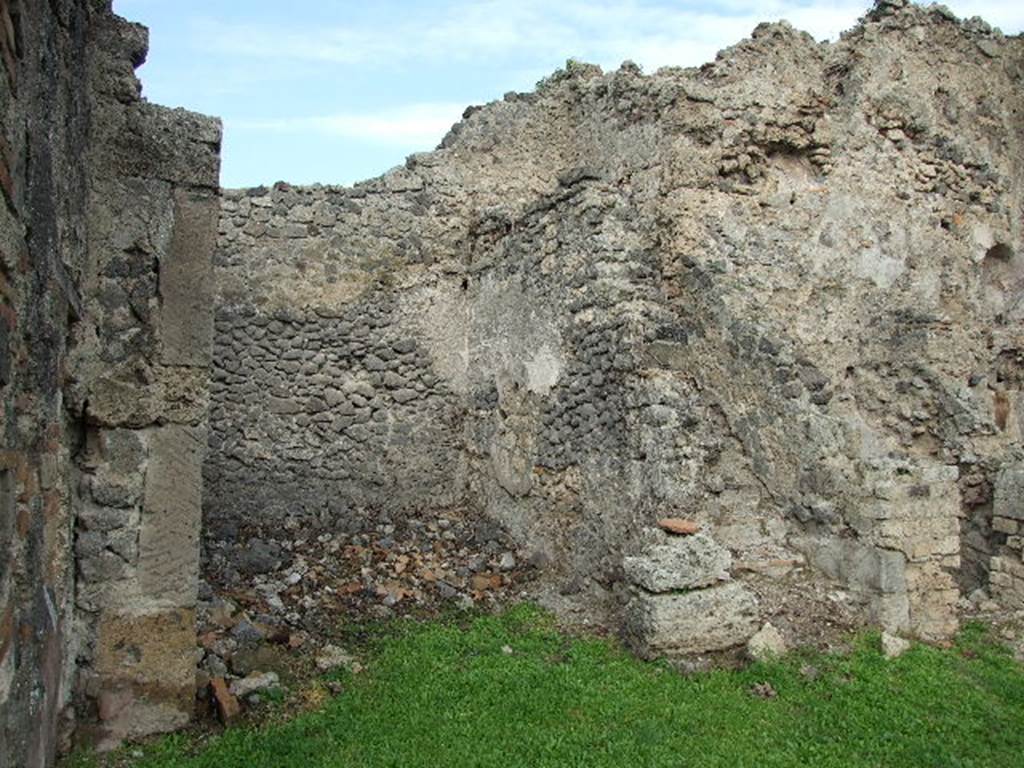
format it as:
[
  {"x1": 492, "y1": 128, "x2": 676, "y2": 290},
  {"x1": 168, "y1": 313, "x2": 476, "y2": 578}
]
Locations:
[
  {"x1": 0, "y1": 2, "x2": 221, "y2": 764},
  {"x1": 69, "y1": 12, "x2": 221, "y2": 753},
  {"x1": 208, "y1": 1, "x2": 1023, "y2": 651},
  {"x1": 207, "y1": 205, "x2": 466, "y2": 533},
  {"x1": 0, "y1": 1, "x2": 90, "y2": 762}
]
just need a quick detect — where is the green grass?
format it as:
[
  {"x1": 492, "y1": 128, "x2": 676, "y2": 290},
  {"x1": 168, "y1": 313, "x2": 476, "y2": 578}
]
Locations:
[{"x1": 74, "y1": 606, "x2": 1024, "y2": 768}]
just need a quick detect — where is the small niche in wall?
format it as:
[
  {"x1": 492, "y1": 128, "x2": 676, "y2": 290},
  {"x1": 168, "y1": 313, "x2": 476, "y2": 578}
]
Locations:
[
  {"x1": 986, "y1": 243, "x2": 1014, "y2": 263},
  {"x1": 981, "y1": 242, "x2": 1021, "y2": 322}
]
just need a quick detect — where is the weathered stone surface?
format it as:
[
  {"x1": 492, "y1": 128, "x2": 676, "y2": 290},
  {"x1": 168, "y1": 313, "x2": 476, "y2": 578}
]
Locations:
[
  {"x1": 6, "y1": 1, "x2": 1024, "y2": 761},
  {"x1": 0, "y1": 0, "x2": 95, "y2": 757},
  {"x1": 64, "y1": 14, "x2": 222, "y2": 748},
  {"x1": 623, "y1": 532, "x2": 732, "y2": 593},
  {"x1": 93, "y1": 609, "x2": 197, "y2": 747},
  {"x1": 994, "y1": 462, "x2": 1024, "y2": 522},
  {"x1": 988, "y1": 457, "x2": 1024, "y2": 608},
  {"x1": 92, "y1": 102, "x2": 222, "y2": 189},
  {"x1": 139, "y1": 425, "x2": 205, "y2": 606},
  {"x1": 315, "y1": 644, "x2": 356, "y2": 673},
  {"x1": 624, "y1": 583, "x2": 760, "y2": 658},
  {"x1": 747, "y1": 623, "x2": 787, "y2": 661},
  {"x1": 229, "y1": 671, "x2": 280, "y2": 698},
  {"x1": 50, "y1": 3, "x2": 220, "y2": 758},
  {"x1": 160, "y1": 189, "x2": 219, "y2": 366},
  {"x1": 881, "y1": 632, "x2": 911, "y2": 659},
  {"x1": 205, "y1": 1, "x2": 1024, "y2": 662},
  {"x1": 0, "y1": 0, "x2": 215, "y2": 761}
]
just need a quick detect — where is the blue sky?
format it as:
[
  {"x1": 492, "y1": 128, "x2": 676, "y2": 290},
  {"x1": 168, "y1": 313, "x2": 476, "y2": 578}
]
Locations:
[{"x1": 112, "y1": 1, "x2": 1023, "y2": 189}]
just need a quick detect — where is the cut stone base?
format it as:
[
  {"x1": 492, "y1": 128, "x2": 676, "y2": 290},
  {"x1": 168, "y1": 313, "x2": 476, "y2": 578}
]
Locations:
[
  {"x1": 624, "y1": 582, "x2": 759, "y2": 658},
  {"x1": 93, "y1": 608, "x2": 197, "y2": 747},
  {"x1": 622, "y1": 532, "x2": 732, "y2": 592}
]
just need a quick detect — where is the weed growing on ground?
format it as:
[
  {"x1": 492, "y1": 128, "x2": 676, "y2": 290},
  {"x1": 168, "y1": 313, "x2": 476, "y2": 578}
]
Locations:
[{"x1": 66, "y1": 607, "x2": 1024, "y2": 768}]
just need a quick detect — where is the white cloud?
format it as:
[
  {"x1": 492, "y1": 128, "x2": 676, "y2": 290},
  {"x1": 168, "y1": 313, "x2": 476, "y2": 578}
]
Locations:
[
  {"x1": 193, "y1": 1, "x2": 1018, "y2": 74},
  {"x1": 187, "y1": 2, "x2": 799, "y2": 71},
  {"x1": 236, "y1": 102, "x2": 469, "y2": 147}
]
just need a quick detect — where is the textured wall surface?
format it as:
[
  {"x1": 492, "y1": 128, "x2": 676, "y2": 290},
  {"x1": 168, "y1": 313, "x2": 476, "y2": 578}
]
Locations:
[
  {"x1": 70, "y1": 11, "x2": 221, "y2": 753},
  {"x1": 3, "y1": 0, "x2": 1024, "y2": 760},
  {"x1": 0, "y1": 1, "x2": 90, "y2": 763},
  {"x1": 208, "y1": 1, "x2": 1023, "y2": 652},
  {"x1": 0, "y1": 2, "x2": 221, "y2": 764}
]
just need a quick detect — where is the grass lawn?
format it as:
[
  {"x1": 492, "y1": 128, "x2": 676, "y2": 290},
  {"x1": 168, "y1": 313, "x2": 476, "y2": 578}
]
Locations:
[{"x1": 72, "y1": 604, "x2": 1024, "y2": 768}]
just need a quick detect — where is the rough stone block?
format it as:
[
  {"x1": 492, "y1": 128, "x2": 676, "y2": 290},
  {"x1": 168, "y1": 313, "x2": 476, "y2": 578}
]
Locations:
[
  {"x1": 870, "y1": 592, "x2": 911, "y2": 635},
  {"x1": 89, "y1": 472, "x2": 143, "y2": 509},
  {"x1": 992, "y1": 516, "x2": 1019, "y2": 535},
  {"x1": 93, "y1": 609, "x2": 196, "y2": 748},
  {"x1": 210, "y1": 677, "x2": 240, "y2": 724},
  {"x1": 994, "y1": 462, "x2": 1024, "y2": 521},
  {"x1": 96, "y1": 103, "x2": 222, "y2": 190},
  {"x1": 98, "y1": 429, "x2": 148, "y2": 476},
  {"x1": 999, "y1": 556, "x2": 1024, "y2": 579},
  {"x1": 990, "y1": 571, "x2": 1013, "y2": 588},
  {"x1": 747, "y1": 622, "x2": 787, "y2": 661},
  {"x1": 86, "y1": 365, "x2": 159, "y2": 428},
  {"x1": 908, "y1": 587, "x2": 959, "y2": 641},
  {"x1": 138, "y1": 424, "x2": 204, "y2": 607},
  {"x1": 881, "y1": 632, "x2": 910, "y2": 659},
  {"x1": 160, "y1": 188, "x2": 218, "y2": 367},
  {"x1": 623, "y1": 531, "x2": 731, "y2": 592},
  {"x1": 624, "y1": 582, "x2": 759, "y2": 658},
  {"x1": 807, "y1": 539, "x2": 907, "y2": 595}
]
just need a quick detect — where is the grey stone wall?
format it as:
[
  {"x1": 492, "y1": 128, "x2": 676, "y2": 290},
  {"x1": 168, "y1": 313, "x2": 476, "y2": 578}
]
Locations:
[
  {"x1": 990, "y1": 457, "x2": 1024, "y2": 604},
  {"x1": 206, "y1": 298, "x2": 464, "y2": 534},
  {"x1": 0, "y1": 2, "x2": 221, "y2": 764},
  {"x1": 69, "y1": 11, "x2": 221, "y2": 752},
  {"x1": 0, "y1": 1, "x2": 94, "y2": 763},
  {"x1": 208, "y1": 1, "x2": 1024, "y2": 649}
]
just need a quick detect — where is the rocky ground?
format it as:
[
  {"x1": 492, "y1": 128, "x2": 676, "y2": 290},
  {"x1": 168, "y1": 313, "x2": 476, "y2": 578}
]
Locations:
[
  {"x1": 193, "y1": 507, "x2": 1024, "y2": 726},
  {"x1": 193, "y1": 510, "x2": 861, "y2": 723},
  {"x1": 196, "y1": 509, "x2": 539, "y2": 721}
]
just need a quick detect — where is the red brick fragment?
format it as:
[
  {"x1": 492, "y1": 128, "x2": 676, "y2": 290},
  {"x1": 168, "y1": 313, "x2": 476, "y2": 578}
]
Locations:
[
  {"x1": 210, "y1": 677, "x2": 240, "y2": 724},
  {"x1": 657, "y1": 518, "x2": 701, "y2": 535}
]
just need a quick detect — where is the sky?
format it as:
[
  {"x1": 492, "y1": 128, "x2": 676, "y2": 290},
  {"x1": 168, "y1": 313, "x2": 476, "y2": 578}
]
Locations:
[{"x1": 111, "y1": 1, "x2": 1023, "y2": 189}]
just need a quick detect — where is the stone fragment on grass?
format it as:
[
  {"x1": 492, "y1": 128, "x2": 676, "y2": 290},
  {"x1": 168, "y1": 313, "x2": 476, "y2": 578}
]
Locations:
[
  {"x1": 750, "y1": 681, "x2": 777, "y2": 699},
  {"x1": 881, "y1": 632, "x2": 910, "y2": 659},
  {"x1": 229, "y1": 671, "x2": 280, "y2": 698},
  {"x1": 747, "y1": 622, "x2": 787, "y2": 661},
  {"x1": 316, "y1": 644, "x2": 356, "y2": 673}
]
